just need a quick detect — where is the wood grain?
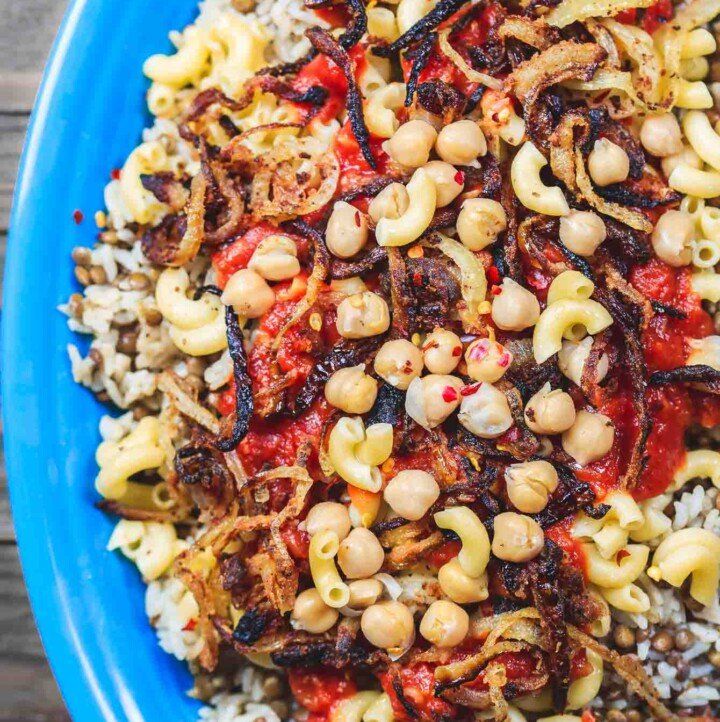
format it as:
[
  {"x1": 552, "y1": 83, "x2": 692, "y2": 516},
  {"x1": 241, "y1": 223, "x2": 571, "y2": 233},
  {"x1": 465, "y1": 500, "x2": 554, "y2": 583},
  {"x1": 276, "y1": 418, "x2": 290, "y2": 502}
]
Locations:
[{"x1": 2, "y1": 1, "x2": 72, "y2": 719}]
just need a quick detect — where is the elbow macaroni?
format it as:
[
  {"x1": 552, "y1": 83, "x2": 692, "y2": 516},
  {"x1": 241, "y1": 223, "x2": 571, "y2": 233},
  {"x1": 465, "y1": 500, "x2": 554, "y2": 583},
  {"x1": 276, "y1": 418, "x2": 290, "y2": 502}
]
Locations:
[
  {"x1": 669, "y1": 165, "x2": 720, "y2": 198},
  {"x1": 533, "y1": 298, "x2": 613, "y2": 364},
  {"x1": 434, "y1": 506, "x2": 490, "y2": 578},
  {"x1": 107, "y1": 519, "x2": 180, "y2": 581},
  {"x1": 511, "y1": 142, "x2": 570, "y2": 217},
  {"x1": 96, "y1": 417, "x2": 166, "y2": 500},
  {"x1": 599, "y1": 583, "x2": 651, "y2": 614},
  {"x1": 691, "y1": 269, "x2": 720, "y2": 302},
  {"x1": 682, "y1": 110, "x2": 720, "y2": 172},
  {"x1": 566, "y1": 650, "x2": 603, "y2": 710},
  {"x1": 328, "y1": 417, "x2": 393, "y2": 492},
  {"x1": 309, "y1": 530, "x2": 351, "y2": 609},
  {"x1": 672, "y1": 448, "x2": 720, "y2": 491},
  {"x1": 331, "y1": 692, "x2": 383, "y2": 722},
  {"x1": 676, "y1": 79, "x2": 713, "y2": 109},
  {"x1": 375, "y1": 167, "x2": 437, "y2": 247},
  {"x1": 119, "y1": 141, "x2": 171, "y2": 225},
  {"x1": 144, "y1": 26, "x2": 210, "y2": 87},
  {"x1": 647, "y1": 528, "x2": 720, "y2": 606},
  {"x1": 364, "y1": 83, "x2": 406, "y2": 139},
  {"x1": 583, "y1": 543, "x2": 649, "y2": 589},
  {"x1": 546, "y1": 271, "x2": 594, "y2": 306}
]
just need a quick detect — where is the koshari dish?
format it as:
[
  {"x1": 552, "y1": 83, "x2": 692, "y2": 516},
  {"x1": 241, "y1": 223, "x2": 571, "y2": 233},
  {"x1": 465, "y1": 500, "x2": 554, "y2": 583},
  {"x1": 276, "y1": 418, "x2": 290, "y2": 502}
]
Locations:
[{"x1": 62, "y1": 0, "x2": 720, "y2": 720}]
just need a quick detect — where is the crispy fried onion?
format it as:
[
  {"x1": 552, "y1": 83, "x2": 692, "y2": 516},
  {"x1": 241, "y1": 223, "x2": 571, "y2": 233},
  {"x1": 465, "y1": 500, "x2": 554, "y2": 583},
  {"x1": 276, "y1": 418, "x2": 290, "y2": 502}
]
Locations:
[
  {"x1": 549, "y1": 110, "x2": 653, "y2": 232},
  {"x1": 216, "y1": 305, "x2": 254, "y2": 452},
  {"x1": 545, "y1": 0, "x2": 658, "y2": 28},
  {"x1": 434, "y1": 233, "x2": 488, "y2": 332},
  {"x1": 497, "y1": 16, "x2": 558, "y2": 50},
  {"x1": 248, "y1": 466, "x2": 314, "y2": 614},
  {"x1": 158, "y1": 371, "x2": 221, "y2": 434},
  {"x1": 307, "y1": 27, "x2": 375, "y2": 168},
  {"x1": 649, "y1": 364, "x2": 720, "y2": 395},
  {"x1": 438, "y1": 28, "x2": 503, "y2": 91},
  {"x1": 568, "y1": 627, "x2": 677, "y2": 721}
]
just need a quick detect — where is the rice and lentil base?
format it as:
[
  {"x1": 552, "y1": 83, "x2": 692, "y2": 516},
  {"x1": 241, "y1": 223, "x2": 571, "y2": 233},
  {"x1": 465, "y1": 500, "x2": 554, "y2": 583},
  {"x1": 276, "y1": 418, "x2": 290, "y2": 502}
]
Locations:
[{"x1": 61, "y1": 0, "x2": 720, "y2": 720}]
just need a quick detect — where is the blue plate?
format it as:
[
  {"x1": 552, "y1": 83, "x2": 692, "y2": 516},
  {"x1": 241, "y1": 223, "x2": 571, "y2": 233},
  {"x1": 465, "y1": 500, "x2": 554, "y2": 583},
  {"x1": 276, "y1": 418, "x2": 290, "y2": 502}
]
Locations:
[{"x1": 3, "y1": 1, "x2": 206, "y2": 720}]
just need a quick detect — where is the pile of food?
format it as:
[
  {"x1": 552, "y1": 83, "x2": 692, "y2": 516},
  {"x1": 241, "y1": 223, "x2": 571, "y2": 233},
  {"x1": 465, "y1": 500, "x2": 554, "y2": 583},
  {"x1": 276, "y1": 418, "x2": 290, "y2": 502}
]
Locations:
[{"x1": 62, "y1": 0, "x2": 720, "y2": 719}]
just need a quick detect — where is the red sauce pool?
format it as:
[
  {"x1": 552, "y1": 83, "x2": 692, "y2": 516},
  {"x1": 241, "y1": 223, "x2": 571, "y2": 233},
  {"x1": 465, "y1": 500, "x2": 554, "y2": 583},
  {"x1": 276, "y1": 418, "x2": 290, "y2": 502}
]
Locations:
[
  {"x1": 288, "y1": 670, "x2": 356, "y2": 716},
  {"x1": 380, "y1": 664, "x2": 459, "y2": 721}
]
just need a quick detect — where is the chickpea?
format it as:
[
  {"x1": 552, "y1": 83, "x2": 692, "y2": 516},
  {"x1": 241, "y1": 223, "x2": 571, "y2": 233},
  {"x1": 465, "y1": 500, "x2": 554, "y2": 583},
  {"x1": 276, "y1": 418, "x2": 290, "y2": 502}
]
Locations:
[
  {"x1": 338, "y1": 528, "x2": 385, "y2": 579},
  {"x1": 457, "y1": 381, "x2": 513, "y2": 438},
  {"x1": 422, "y1": 161, "x2": 465, "y2": 207},
  {"x1": 347, "y1": 578, "x2": 384, "y2": 609},
  {"x1": 361, "y1": 601, "x2": 415, "y2": 650},
  {"x1": 651, "y1": 210, "x2": 694, "y2": 267},
  {"x1": 248, "y1": 235, "x2": 300, "y2": 281},
  {"x1": 336, "y1": 292, "x2": 390, "y2": 339},
  {"x1": 465, "y1": 338, "x2": 513, "y2": 383},
  {"x1": 419, "y1": 600, "x2": 469, "y2": 648},
  {"x1": 491, "y1": 512, "x2": 545, "y2": 562},
  {"x1": 383, "y1": 119, "x2": 438, "y2": 168},
  {"x1": 384, "y1": 470, "x2": 440, "y2": 520},
  {"x1": 368, "y1": 182, "x2": 410, "y2": 223},
  {"x1": 588, "y1": 138, "x2": 630, "y2": 186},
  {"x1": 326, "y1": 201, "x2": 369, "y2": 259},
  {"x1": 559, "y1": 210, "x2": 607, "y2": 257},
  {"x1": 438, "y1": 558, "x2": 488, "y2": 604},
  {"x1": 221, "y1": 269, "x2": 275, "y2": 318},
  {"x1": 456, "y1": 198, "x2": 507, "y2": 251},
  {"x1": 374, "y1": 339, "x2": 424, "y2": 390},
  {"x1": 291, "y1": 588, "x2": 340, "y2": 634},
  {"x1": 524, "y1": 383, "x2": 576, "y2": 435},
  {"x1": 661, "y1": 146, "x2": 702, "y2": 178},
  {"x1": 305, "y1": 502, "x2": 352, "y2": 541},
  {"x1": 405, "y1": 374, "x2": 463, "y2": 430},
  {"x1": 435, "y1": 120, "x2": 487, "y2": 165},
  {"x1": 325, "y1": 365, "x2": 379, "y2": 414},
  {"x1": 561, "y1": 409, "x2": 615, "y2": 465},
  {"x1": 504, "y1": 460, "x2": 559, "y2": 513},
  {"x1": 640, "y1": 113, "x2": 683, "y2": 158},
  {"x1": 491, "y1": 278, "x2": 540, "y2": 332},
  {"x1": 422, "y1": 327, "x2": 463, "y2": 374},
  {"x1": 330, "y1": 277, "x2": 367, "y2": 296},
  {"x1": 558, "y1": 337, "x2": 609, "y2": 387}
]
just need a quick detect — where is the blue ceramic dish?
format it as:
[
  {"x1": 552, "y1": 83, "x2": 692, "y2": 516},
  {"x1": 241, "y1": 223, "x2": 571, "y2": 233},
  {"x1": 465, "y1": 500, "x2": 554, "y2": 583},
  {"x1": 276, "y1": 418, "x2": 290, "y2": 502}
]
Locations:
[{"x1": 3, "y1": 2, "x2": 206, "y2": 719}]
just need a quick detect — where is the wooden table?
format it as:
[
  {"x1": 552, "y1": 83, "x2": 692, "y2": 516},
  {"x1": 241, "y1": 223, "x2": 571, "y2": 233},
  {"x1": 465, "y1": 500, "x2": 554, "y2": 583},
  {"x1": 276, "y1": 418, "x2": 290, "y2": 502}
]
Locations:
[{"x1": 1, "y1": 2, "x2": 72, "y2": 720}]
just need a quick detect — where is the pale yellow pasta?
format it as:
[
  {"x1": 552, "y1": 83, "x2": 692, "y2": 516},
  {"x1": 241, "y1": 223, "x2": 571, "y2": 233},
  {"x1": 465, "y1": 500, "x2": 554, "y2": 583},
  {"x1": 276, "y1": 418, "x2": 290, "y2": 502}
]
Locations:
[
  {"x1": 700, "y1": 205, "x2": 720, "y2": 240},
  {"x1": 566, "y1": 650, "x2": 603, "y2": 709},
  {"x1": 358, "y1": 57, "x2": 389, "y2": 98},
  {"x1": 328, "y1": 417, "x2": 393, "y2": 492},
  {"x1": 156, "y1": 268, "x2": 219, "y2": 329},
  {"x1": 144, "y1": 26, "x2": 210, "y2": 87},
  {"x1": 546, "y1": 271, "x2": 595, "y2": 306},
  {"x1": 599, "y1": 583, "x2": 651, "y2": 614},
  {"x1": 681, "y1": 28, "x2": 717, "y2": 58},
  {"x1": 591, "y1": 522, "x2": 629, "y2": 560},
  {"x1": 147, "y1": 82, "x2": 181, "y2": 118},
  {"x1": 533, "y1": 299, "x2": 613, "y2": 363},
  {"x1": 680, "y1": 194, "x2": 706, "y2": 224},
  {"x1": 396, "y1": 0, "x2": 438, "y2": 34},
  {"x1": 647, "y1": 528, "x2": 720, "y2": 606},
  {"x1": 119, "y1": 141, "x2": 170, "y2": 225},
  {"x1": 511, "y1": 142, "x2": 570, "y2": 217},
  {"x1": 583, "y1": 543, "x2": 649, "y2": 588},
  {"x1": 676, "y1": 79, "x2": 713, "y2": 108},
  {"x1": 605, "y1": 489, "x2": 644, "y2": 531},
  {"x1": 309, "y1": 530, "x2": 351, "y2": 609},
  {"x1": 683, "y1": 110, "x2": 720, "y2": 171},
  {"x1": 107, "y1": 519, "x2": 179, "y2": 581},
  {"x1": 587, "y1": 590, "x2": 611, "y2": 637},
  {"x1": 691, "y1": 238, "x2": 720, "y2": 268},
  {"x1": 434, "y1": 506, "x2": 490, "y2": 578},
  {"x1": 630, "y1": 497, "x2": 672, "y2": 542},
  {"x1": 168, "y1": 308, "x2": 228, "y2": 356},
  {"x1": 499, "y1": 109, "x2": 526, "y2": 146},
  {"x1": 691, "y1": 269, "x2": 720, "y2": 301},
  {"x1": 96, "y1": 417, "x2": 166, "y2": 500},
  {"x1": 368, "y1": 7, "x2": 400, "y2": 42},
  {"x1": 681, "y1": 56, "x2": 710, "y2": 80},
  {"x1": 364, "y1": 83, "x2": 406, "y2": 139},
  {"x1": 669, "y1": 165, "x2": 720, "y2": 198},
  {"x1": 330, "y1": 692, "x2": 383, "y2": 722},
  {"x1": 687, "y1": 335, "x2": 720, "y2": 369},
  {"x1": 672, "y1": 448, "x2": 720, "y2": 491},
  {"x1": 375, "y1": 168, "x2": 437, "y2": 247},
  {"x1": 363, "y1": 693, "x2": 395, "y2": 722}
]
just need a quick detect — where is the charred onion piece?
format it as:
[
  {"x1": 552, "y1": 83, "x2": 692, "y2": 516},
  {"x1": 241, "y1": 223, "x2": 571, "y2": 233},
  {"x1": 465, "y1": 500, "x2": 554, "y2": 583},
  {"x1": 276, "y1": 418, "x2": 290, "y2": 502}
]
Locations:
[
  {"x1": 330, "y1": 245, "x2": 388, "y2": 279},
  {"x1": 339, "y1": 0, "x2": 368, "y2": 50},
  {"x1": 306, "y1": 28, "x2": 376, "y2": 168},
  {"x1": 405, "y1": 34, "x2": 437, "y2": 106},
  {"x1": 372, "y1": 0, "x2": 469, "y2": 57},
  {"x1": 649, "y1": 364, "x2": 720, "y2": 394}
]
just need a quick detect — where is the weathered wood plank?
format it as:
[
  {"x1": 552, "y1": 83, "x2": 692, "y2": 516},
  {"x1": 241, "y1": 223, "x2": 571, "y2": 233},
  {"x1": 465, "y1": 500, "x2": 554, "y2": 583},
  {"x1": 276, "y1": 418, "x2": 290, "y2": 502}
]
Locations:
[
  {"x1": 0, "y1": 544, "x2": 71, "y2": 722},
  {"x1": 0, "y1": 114, "x2": 30, "y2": 234}
]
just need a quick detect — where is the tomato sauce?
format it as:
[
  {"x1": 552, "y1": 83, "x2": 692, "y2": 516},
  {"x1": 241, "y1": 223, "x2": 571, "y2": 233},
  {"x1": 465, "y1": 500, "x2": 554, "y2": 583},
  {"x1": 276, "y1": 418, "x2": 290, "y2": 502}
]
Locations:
[
  {"x1": 546, "y1": 518, "x2": 587, "y2": 572},
  {"x1": 334, "y1": 121, "x2": 392, "y2": 192},
  {"x1": 289, "y1": 670, "x2": 357, "y2": 716},
  {"x1": 380, "y1": 664, "x2": 459, "y2": 721},
  {"x1": 426, "y1": 540, "x2": 462, "y2": 568}
]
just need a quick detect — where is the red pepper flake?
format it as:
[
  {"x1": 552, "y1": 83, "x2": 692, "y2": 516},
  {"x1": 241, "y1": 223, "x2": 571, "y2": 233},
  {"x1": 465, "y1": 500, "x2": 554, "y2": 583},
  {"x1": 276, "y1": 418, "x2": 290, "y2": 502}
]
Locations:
[
  {"x1": 491, "y1": 285, "x2": 502, "y2": 296},
  {"x1": 454, "y1": 170, "x2": 465, "y2": 185},
  {"x1": 73, "y1": 210, "x2": 84, "y2": 224},
  {"x1": 110, "y1": 168, "x2": 121, "y2": 180},
  {"x1": 487, "y1": 266, "x2": 501, "y2": 285},
  {"x1": 461, "y1": 383, "x2": 481, "y2": 396},
  {"x1": 354, "y1": 210, "x2": 362, "y2": 227},
  {"x1": 442, "y1": 386, "x2": 459, "y2": 403},
  {"x1": 616, "y1": 549, "x2": 630, "y2": 562},
  {"x1": 452, "y1": 346, "x2": 462, "y2": 357},
  {"x1": 498, "y1": 352, "x2": 511, "y2": 368},
  {"x1": 182, "y1": 619, "x2": 197, "y2": 632},
  {"x1": 412, "y1": 271, "x2": 423, "y2": 287}
]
